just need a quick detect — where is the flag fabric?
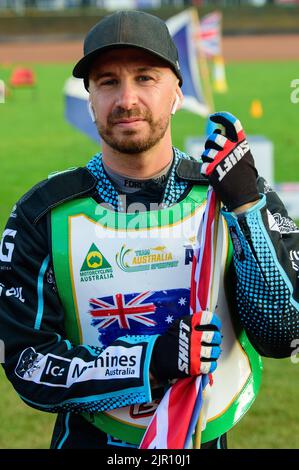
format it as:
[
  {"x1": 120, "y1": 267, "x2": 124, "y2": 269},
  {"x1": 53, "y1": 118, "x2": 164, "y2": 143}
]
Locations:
[
  {"x1": 166, "y1": 10, "x2": 211, "y2": 117},
  {"x1": 198, "y1": 11, "x2": 222, "y2": 58},
  {"x1": 140, "y1": 376, "x2": 204, "y2": 449},
  {"x1": 64, "y1": 77, "x2": 99, "y2": 143},
  {"x1": 194, "y1": 11, "x2": 228, "y2": 94},
  {"x1": 90, "y1": 288, "x2": 191, "y2": 348},
  {"x1": 191, "y1": 189, "x2": 217, "y2": 313},
  {"x1": 140, "y1": 189, "x2": 218, "y2": 449}
]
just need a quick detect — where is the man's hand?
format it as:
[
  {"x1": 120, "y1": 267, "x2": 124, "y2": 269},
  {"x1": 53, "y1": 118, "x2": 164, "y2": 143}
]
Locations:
[
  {"x1": 201, "y1": 111, "x2": 259, "y2": 211},
  {"x1": 150, "y1": 311, "x2": 222, "y2": 381}
]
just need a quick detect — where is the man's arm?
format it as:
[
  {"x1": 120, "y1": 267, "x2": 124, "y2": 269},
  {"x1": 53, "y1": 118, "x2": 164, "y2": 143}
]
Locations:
[
  {"x1": 201, "y1": 112, "x2": 299, "y2": 357},
  {"x1": 0, "y1": 179, "x2": 223, "y2": 414},
  {"x1": 0, "y1": 199, "x2": 157, "y2": 413},
  {"x1": 223, "y1": 178, "x2": 299, "y2": 357}
]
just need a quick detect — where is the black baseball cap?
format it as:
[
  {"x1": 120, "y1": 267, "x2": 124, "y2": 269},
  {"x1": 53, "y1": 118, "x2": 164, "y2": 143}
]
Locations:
[{"x1": 73, "y1": 10, "x2": 182, "y2": 88}]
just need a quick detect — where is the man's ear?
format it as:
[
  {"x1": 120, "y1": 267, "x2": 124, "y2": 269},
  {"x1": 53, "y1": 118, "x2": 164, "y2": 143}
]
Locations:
[
  {"x1": 171, "y1": 94, "x2": 180, "y2": 115},
  {"x1": 88, "y1": 101, "x2": 96, "y2": 123},
  {"x1": 171, "y1": 88, "x2": 184, "y2": 115},
  {"x1": 176, "y1": 88, "x2": 184, "y2": 110}
]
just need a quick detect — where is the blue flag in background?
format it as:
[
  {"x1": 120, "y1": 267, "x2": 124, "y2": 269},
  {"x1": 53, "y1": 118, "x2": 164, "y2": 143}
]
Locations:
[
  {"x1": 64, "y1": 77, "x2": 99, "y2": 142},
  {"x1": 167, "y1": 10, "x2": 210, "y2": 117}
]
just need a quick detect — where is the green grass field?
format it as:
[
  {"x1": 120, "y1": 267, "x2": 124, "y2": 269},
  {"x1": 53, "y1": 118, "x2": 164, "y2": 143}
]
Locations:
[{"x1": 0, "y1": 60, "x2": 298, "y2": 449}]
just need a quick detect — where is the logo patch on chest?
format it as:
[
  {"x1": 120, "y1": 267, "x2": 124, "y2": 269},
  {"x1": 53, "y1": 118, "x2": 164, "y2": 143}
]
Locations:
[{"x1": 80, "y1": 243, "x2": 114, "y2": 282}]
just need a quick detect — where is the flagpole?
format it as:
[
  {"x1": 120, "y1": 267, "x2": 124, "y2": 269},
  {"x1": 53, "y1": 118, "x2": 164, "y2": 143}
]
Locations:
[
  {"x1": 190, "y1": 7, "x2": 215, "y2": 116},
  {"x1": 191, "y1": 7, "x2": 215, "y2": 448},
  {"x1": 193, "y1": 192, "x2": 221, "y2": 449}
]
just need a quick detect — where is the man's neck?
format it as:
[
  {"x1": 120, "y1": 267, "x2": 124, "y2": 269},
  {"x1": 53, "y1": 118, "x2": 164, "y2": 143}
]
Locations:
[
  {"x1": 102, "y1": 158, "x2": 173, "y2": 194},
  {"x1": 101, "y1": 137, "x2": 173, "y2": 179}
]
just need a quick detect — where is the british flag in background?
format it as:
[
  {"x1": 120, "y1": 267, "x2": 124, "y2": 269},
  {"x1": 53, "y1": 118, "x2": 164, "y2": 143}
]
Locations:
[
  {"x1": 198, "y1": 11, "x2": 222, "y2": 58},
  {"x1": 89, "y1": 289, "x2": 190, "y2": 348}
]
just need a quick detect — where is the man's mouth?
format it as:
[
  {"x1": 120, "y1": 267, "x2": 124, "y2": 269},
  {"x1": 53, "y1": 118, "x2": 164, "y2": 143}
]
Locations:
[
  {"x1": 113, "y1": 118, "x2": 146, "y2": 127},
  {"x1": 114, "y1": 117, "x2": 144, "y2": 122}
]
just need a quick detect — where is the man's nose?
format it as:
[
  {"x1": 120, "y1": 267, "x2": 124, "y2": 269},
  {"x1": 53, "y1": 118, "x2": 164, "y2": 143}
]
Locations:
[{"x1": 115, "y1": 82, "x2": 138, "y2": 109}]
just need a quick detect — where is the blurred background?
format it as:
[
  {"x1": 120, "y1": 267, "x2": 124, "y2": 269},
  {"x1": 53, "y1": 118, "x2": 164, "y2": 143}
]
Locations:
[{"x1": 0, "y1": 0, "x2": 299, "y2": 450}]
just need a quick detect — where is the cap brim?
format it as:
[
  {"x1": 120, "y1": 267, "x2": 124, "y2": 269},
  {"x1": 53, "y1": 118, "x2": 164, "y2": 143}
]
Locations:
[{"x1": 73, "y1": 43, "x2": 182, "y2": 86}]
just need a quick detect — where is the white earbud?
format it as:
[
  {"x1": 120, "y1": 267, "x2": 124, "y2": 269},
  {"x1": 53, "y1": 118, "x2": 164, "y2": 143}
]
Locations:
[
  {"x1": 88, "y1": 101, "x2": 96, "y2": 123},
  {"x1": 171, "y1": 93, "x2": 180, "y2": 115}
]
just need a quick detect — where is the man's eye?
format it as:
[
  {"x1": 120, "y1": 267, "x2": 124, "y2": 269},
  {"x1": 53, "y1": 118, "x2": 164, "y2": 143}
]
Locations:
[
  {"x1": 100, "y1": 79, "x2": 117, "y2": 86},
  {"x1": 137, "y1": 76, "x2": 152, "y2": 82}
]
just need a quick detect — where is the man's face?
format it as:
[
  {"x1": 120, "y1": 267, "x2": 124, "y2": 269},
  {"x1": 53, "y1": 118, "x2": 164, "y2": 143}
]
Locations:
[{"x1": 88, "y1": 47, "x2": 180, "y2": 154}]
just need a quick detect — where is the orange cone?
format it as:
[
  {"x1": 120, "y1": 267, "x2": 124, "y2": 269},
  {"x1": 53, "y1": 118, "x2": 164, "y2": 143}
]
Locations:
[{"x1": 250, "y1": 99, "x2": 263, "y2": 119}]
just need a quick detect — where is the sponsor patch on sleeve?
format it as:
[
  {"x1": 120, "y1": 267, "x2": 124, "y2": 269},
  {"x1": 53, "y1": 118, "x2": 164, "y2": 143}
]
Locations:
[{"x1": 15, "y1": 342, "x2": 144, "y2": 389}]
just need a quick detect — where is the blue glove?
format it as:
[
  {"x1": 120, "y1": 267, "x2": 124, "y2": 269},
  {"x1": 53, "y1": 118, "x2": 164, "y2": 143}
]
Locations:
[
  {"x1": 201, "y1": 111, "x2": 259, "y2": 211},
  {"x1": 150, "y1": 310, "x2": 222, "y2": 380}
]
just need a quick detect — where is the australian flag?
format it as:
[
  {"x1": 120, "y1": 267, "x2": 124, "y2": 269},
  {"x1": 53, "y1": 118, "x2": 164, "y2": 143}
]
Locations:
[{"x1": 89, "y1": 288, "x2": 190, "y2": 348}]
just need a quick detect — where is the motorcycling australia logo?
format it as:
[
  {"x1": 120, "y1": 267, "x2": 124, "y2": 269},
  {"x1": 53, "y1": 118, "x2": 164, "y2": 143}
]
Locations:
[{"x1": 80, "y1": 243, "x2": 114, "y2": 282}]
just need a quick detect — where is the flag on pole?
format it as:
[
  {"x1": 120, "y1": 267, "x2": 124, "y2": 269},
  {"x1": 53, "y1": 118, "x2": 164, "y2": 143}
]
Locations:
[
  {"x1": 167, "y1": 9, "x2": 211, "y2": 117},
  {"x1": 195, "y1": 11, "x2": 228, "y2": 94},
  {"x1": 199, "y1": 11, "x2": 222, "y2": 58},
  {"x1": 140, "y1": 375, "x2": 209, "y2": 449},
  {"x1": 140, "y1": 189, "x2": 219, "y2": 449},
  {"x1": 64, "y1": 77, "x2": 99, "y2": 143}
]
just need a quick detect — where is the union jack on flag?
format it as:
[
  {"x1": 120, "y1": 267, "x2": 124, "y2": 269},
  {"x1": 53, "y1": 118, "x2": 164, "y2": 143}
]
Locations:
[
  {"x1": 197, "y1": 11, "x2": 222, "y2": 58},
  {"x1": 90, "y1": 291, "x2": 156, "y2": 329},
  {"x1": 89, "y1": 288, "x2": 190, "y2": 348}
]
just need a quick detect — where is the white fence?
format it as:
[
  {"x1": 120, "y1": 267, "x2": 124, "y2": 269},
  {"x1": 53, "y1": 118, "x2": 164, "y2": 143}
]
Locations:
[
  {"x1": 0, "y1": 0, "x2": 280, "y2": 11},
  {"x1": 0, "y1": 0, "x2": 168, "y2": 10}
]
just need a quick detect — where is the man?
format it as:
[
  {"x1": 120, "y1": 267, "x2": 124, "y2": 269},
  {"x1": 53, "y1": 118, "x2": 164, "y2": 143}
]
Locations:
[{"x1": 0, "y1": 10, "x2": 298, "y2": 450}]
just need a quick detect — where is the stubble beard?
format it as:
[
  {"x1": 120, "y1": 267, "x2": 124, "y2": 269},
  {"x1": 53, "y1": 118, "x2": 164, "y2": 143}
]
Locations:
[{"x1": 96, "y1": 107, "x2": 170, "y2": 155}]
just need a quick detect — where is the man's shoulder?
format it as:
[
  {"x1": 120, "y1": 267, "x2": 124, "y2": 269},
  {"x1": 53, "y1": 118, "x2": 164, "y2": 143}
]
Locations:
[
  {"x1": 17, "y1": 167, "x2": 97, "y2": 225},
  {"x1": 175, "y1": 157, "x2": 208, "y2": 185}
]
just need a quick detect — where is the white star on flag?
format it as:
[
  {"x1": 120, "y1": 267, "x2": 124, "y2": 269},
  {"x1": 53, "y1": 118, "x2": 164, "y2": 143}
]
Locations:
[
  {"x1": 165, "y1": 315, "x2": 174, "y2": 324},
  {"x1": 178, "y1": 297, "x2": 187, "y2": 306}
]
